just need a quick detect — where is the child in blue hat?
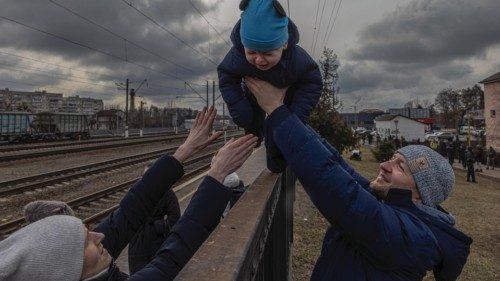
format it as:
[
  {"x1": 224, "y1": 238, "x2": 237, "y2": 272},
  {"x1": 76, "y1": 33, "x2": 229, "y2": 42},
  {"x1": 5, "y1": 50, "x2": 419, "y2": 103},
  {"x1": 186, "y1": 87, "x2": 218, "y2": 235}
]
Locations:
[{"x1": 218, "y1": 0, "x2": 323, "y2": 173}]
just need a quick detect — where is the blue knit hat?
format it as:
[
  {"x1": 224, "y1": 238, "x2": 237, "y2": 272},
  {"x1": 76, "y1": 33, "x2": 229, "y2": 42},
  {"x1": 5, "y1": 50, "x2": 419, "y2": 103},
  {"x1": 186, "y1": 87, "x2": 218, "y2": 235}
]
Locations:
[
  {"x1": 240, "y1": 0, "x2": 289, "y2": 51},
  {"x1": 397, "y1": 145, "x2": 455, "y2": 208}
]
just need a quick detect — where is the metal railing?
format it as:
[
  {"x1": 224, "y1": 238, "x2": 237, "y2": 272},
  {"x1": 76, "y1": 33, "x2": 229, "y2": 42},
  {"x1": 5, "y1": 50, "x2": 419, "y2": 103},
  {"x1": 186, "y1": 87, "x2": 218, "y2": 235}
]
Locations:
[{"x1": 176, "y1": 167, "x2": 296, "y2": 281}]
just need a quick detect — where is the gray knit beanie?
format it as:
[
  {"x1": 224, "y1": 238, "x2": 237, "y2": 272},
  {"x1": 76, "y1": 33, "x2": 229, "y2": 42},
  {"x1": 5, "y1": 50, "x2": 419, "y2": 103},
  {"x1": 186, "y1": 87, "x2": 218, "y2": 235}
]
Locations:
[
  {"x1": 397, "y1": 145, "x2": 455, "y2": 207},
  {"x1": 0, "y1": 215, "x2": 86, "y2": 281},
  {"x1": 23, "y1": 200, "x2": 75, "y2": 223}
]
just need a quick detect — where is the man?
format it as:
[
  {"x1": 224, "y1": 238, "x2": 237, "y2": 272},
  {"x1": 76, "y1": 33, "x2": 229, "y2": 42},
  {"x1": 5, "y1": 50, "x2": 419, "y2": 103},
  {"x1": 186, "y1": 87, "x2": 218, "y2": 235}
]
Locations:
[
  {"x1": 466, "y1": 146, "x2": 476, "y2": 183},
  {"x1": 446, "y1": 141, "x2": 455, "y2": 166},
  {"x1": 0, "y1": 107, "x2": 258, "y2": 281},
  {"x1": 486, "y1": 146, "x2": 496, "y2": 170},
  {"x1": 246, "y1": 77, "x2": 472, "y2": 281},
  {"x1": 474, "y1": 145, "x2": 484, "y2": 172}
]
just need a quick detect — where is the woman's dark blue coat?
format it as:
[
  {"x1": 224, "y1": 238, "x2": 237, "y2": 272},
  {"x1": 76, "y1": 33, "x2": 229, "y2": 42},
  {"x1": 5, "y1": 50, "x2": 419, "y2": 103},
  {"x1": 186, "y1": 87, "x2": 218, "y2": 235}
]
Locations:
[
  {"x1": 218, "y1": 19, "x2": 322, "y2": 172},
  {"x1": 94, "y1": 155, "x2": 231, "y2": 280},
  {"x1": 266, "y1": 106, "x2": 472, "y2": 281}
]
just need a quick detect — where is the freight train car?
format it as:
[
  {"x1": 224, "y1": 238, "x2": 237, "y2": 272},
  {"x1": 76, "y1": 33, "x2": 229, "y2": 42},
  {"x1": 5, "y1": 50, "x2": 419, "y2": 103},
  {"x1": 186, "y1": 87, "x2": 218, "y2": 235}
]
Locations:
[
  {"x1": 32, "y1": 112, "x2": 91, "y2": 140},
  {"x1": 0, "y1": 112, "x2": 34, "y2": 142}
]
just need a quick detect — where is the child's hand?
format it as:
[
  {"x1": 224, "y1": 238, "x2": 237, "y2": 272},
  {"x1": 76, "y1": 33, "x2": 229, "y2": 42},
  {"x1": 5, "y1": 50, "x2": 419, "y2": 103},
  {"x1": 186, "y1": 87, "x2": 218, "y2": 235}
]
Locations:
[{"x1": 245, "y1": 76, "x2": 287, "y2": 114}]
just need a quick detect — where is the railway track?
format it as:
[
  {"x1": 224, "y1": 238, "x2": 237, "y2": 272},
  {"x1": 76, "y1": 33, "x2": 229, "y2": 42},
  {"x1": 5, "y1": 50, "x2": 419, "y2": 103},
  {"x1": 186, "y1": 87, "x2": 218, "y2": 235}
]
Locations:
[
  {"x1": 0, "y1": 150, "x2": 216, "y2": 239},
  {"x1": 0, "y1": 132, "x2": 241, "y2": 197},
  {"x1": 0, "y1": 132, "x2": 180, "y2": 153},
  {"x1": 0, "y1": 129, "x2": 239, "y2": 163}
]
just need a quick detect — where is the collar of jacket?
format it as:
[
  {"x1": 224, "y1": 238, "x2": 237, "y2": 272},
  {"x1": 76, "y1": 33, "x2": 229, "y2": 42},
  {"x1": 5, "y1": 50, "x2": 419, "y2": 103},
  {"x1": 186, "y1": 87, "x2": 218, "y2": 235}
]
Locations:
[
  {"x1": 83, "y1": 260, "x2": 129, "y2": 281},
  {"x1": 384, "y1": 188, "x2": 414, "y2": 207}
]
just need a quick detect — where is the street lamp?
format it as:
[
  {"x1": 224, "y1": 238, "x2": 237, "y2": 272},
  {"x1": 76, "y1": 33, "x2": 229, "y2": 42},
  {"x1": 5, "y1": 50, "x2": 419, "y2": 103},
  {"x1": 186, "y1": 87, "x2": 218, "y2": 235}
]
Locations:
[{"x1": 394, "y1": 119, "x2": 399, "y2": 140}]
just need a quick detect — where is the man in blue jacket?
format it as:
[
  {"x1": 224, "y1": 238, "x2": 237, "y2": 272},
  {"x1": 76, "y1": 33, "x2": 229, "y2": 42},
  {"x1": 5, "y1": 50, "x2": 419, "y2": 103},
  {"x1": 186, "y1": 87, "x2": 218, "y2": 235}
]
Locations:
[
  {"x1": 246, "y1": 77, "x2": 472, "y2": 281},
  {"x1": 0, "y1": 107, "x2": 258, "y2": 281}
]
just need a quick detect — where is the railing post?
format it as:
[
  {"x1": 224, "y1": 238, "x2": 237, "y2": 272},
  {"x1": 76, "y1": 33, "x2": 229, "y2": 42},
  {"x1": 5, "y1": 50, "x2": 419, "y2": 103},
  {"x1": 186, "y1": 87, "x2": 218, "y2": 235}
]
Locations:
[
  {"x1": 256, "y1": 167, "x2": 295, "y2": 280},
  {"x1": 175, "y1": 166, "x2": 296, "y2": 280}
]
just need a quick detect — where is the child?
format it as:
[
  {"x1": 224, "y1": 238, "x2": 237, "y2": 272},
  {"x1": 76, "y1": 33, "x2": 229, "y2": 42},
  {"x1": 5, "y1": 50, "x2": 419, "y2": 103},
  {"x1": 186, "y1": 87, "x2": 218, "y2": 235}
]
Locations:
[{"x1": 218, "y1": 0, "x2": 323, "y2": 173}]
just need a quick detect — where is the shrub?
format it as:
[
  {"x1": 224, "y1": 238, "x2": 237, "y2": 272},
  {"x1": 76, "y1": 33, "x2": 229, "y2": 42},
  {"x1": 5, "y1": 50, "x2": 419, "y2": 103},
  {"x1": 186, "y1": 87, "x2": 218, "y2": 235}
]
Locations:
[{"x1": 371, "y1": 140, "x2": 396, "y2": 162}]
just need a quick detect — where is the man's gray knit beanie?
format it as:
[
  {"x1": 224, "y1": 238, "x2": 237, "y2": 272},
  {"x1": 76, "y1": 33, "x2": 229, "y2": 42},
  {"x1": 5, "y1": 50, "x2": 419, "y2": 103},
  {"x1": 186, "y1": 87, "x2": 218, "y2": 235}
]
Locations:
[
  {"x1": 24, "y1": 200, "x2": 75, "y2": 223},
  {"x1": 397, "y1": 145, "x2": 455, "y2": 207},
  {"x1": 0, "y1": 215, "x2": 86, "y2": 281}
]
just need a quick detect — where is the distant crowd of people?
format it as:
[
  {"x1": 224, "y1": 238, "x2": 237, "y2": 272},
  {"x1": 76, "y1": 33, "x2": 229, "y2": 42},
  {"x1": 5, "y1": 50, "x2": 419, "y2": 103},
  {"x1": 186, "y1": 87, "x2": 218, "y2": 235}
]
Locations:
[{"x1": 361, "y1": 132, "x2": 497, "y2": 184}]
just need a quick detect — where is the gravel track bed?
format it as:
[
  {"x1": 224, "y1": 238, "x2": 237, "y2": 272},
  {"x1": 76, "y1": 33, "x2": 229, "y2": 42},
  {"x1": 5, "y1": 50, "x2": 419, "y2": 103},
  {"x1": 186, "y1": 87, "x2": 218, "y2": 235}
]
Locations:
[
  {"x1": 0, "y1": 139, "x2": 181, "y2": 181},
  {"x1": 0, "y1": 163, "x2": 145, "y2": 223},
  {"x1": 0, "y1": 145, "x2": 218, "y2": 223}
]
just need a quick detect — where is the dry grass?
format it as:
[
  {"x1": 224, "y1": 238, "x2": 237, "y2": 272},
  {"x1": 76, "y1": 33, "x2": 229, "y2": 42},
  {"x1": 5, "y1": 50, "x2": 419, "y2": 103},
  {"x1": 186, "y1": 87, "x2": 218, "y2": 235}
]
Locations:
[{"x1": 292, "y1": 146, "x2": 500, "y2": 281}]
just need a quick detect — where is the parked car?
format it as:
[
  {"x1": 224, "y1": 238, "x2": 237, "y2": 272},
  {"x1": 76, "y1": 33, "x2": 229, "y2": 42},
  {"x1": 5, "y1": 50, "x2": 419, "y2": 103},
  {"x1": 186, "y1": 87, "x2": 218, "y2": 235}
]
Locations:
[
  {"x1": 425, "y1": 132, "x2": 438, "y2": 140},
  {"x1": 435, "y1": 132, "x2": 455, "y2": 141},
  {"x1": 459, "y1": 125, "x2": 476, "y2": 135}
]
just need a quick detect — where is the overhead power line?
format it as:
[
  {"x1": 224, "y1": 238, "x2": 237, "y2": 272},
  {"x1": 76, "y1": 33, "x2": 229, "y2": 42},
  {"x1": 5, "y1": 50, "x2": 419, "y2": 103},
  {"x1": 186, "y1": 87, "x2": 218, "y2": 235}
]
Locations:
[
  {"x1": 120, "y1": 0, "x2": 217, "y2": 66},
  {"x1": 0, "y1": 50, "x2": 189, "y2": 94},
  {"x1": 0, "y1": 61, "x2": 117, "y2": 89},
  {"x1": 0, "y1": 50, "x2": 117, "y2": 81},
  {"x1": 0, "y1": 60, "x2": 109, "y2": 85},
  {"x1": 0, "y1": 15, "x2": 183, "y2": 81},
  {"x1": 48, "y1": 0, "x2": 195, "y2": 74},
  {"x1": 321, "y1": 0, "x2": 338, "y2": 48},
  {"x1": 0, "y1": 78, "x2": 76, "y2": 93},
  {"x1": 186, "y1": 0, "x2": 231, "y2": 47},
  {"x1": 324, "y1": 0, "x2": 343, "y2": 48},
  {"x1": 312, "y1": 0, "x2": 328, "y2": 57},
  {"x1": 310, "y1": 0, "x2": 321, "y2": 53}
]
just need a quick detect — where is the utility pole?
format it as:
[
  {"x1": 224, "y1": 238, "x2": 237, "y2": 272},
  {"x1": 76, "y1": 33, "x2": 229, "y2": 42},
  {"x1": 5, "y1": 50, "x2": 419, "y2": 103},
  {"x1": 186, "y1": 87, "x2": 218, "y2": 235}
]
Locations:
[
  {"x1": 353, "y1": 97, "x2": 362, "y2": 129},
  {"x1": 206, "y1": 81, "x2": 209, "y2": 108},
  {"x1": 125, "y1": 79, "x2": 129, "y2": 137},
  {"x1": 140, "y1": 100, "x2": 146, "y2": 137},
  {"x1": 212, "y1": 80, "x2": 216, "y2": 107}
]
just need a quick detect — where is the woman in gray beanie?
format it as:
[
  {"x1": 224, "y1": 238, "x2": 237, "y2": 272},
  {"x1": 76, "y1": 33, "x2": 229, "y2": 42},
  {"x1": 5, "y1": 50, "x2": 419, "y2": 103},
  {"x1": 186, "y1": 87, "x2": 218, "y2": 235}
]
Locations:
[{"x1": 0, "y1": 107, "x2": 258, "y2": 281}]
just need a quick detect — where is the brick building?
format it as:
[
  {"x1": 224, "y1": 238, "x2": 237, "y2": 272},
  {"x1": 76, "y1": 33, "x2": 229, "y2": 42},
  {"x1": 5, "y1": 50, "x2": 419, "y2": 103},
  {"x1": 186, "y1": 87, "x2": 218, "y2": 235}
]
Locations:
[
  {"x1": 0, "y1": 88, "x2": 103, "y2": 114},
  {"x1": 480, "y1": 72, "x2": 500, "y2": 150}
]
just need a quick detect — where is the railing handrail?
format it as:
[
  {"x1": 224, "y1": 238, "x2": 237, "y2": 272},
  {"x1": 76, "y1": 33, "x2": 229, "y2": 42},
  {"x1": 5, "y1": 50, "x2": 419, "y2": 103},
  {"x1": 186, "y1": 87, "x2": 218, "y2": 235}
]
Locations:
[{"x1": 176, "y1": 167, "x2": 295, "y2": 281}]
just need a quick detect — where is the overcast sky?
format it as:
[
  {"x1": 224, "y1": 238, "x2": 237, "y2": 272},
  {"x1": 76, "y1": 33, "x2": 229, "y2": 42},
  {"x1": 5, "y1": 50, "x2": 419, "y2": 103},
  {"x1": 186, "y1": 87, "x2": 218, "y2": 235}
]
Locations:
[{"x1": 0, "y1": 0, "x2": 499, "y2": 112}]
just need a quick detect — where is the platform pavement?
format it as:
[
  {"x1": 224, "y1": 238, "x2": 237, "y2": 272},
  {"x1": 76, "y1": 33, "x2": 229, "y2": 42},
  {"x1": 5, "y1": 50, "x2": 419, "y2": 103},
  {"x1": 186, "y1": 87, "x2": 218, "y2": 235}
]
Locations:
[
  {"x1": 116, "y1": 146, "x2": 267, "y2": 274},
  {"x1": 452, "y1": 161, "x2": 500, "y2": 181}
]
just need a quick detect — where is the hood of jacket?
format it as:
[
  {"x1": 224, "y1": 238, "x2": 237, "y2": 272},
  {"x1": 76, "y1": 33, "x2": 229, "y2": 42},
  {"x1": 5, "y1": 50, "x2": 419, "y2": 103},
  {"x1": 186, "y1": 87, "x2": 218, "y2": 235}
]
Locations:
[
  {"x1": 230, "y1": 18, "x2": 300, "y2": 55},
  {"x1": 415, "y1": 204, "x2": 473, "y2": 280}
]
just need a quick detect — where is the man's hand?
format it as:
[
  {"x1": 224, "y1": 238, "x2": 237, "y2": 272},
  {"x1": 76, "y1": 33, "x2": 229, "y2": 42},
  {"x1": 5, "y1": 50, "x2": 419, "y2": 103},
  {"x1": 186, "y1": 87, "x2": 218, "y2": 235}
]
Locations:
[
  {"x1": 208, "y1": 134, "x2": 258, "y2": 183},
  {"x1": 244, "y1": 76, "x2": 287, "y2": 114},
  {"x1": 173, "y1": 106, "x2": 223, "y2": 163}
]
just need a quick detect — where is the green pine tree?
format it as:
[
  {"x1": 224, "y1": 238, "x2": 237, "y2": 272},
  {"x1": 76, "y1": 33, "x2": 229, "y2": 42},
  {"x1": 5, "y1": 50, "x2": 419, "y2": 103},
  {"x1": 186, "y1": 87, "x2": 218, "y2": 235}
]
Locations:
[{"x1": 310, "y1": 47, "x2": 356, "y2": 153}]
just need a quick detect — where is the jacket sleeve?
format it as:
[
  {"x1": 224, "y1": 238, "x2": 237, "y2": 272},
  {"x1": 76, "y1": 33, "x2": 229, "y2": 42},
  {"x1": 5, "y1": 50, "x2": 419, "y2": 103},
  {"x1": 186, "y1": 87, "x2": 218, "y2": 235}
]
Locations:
[
  {"x1": 95, "y1": 155, "x2": 184, "y2": 259},
  {"x1": 288, "y1": 50, "x2": 323, "y2": 123},
  {"x1": 218, "y1": 48, "x2": 254, "y2": 128},
  {"x1": 267, "y1": 106, "x2": 439, "y2": 268},
  {"x1": 128, "y1": 176, "x2": 232, "y2": 281},
  {"x1": 304, "y1": 124, "x2": 371, "y2": 190}
]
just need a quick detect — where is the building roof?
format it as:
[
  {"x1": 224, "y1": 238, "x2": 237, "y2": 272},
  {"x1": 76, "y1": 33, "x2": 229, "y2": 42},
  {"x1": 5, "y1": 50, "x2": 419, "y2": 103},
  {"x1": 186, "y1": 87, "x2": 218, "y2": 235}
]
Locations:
[
  {"x1": 374, "y1": 114, "x2": 398, "y2": 121},
  {"x1": 479, "y1": 71, "x2": 500, "y2": 84},
  {"x1": 359, "y1": 108, "x2": 384, "y2": 114},
  {"x1": 97, "y1": 109, "x2": 124, "y2": 116},
  {"x1": 374, "y1": 114, "x2": 427, "y2": 125}
]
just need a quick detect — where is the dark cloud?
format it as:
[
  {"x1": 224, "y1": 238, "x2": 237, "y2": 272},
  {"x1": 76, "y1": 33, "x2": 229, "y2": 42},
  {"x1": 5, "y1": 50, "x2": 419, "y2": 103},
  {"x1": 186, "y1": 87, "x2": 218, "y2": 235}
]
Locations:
[
  {"x1": 336, "y1": 0, "x2": 498, "y2": 110},
  {"x1": 0, "y1": 0, "x2": 230, "y2": 105},
  {"x1": 348, "y1": 0, "x2": 500, "y2": 64}
]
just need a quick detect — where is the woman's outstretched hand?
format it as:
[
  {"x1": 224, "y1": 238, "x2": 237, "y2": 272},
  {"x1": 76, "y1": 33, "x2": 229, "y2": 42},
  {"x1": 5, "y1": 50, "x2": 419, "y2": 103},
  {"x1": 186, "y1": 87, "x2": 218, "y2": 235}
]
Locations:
[
  {"x1": 173, "y1": 106, "x2": 223, "y2": 163},
  {"x1": 208, "y1": 134, "x2": 258, "y2": 183}
]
